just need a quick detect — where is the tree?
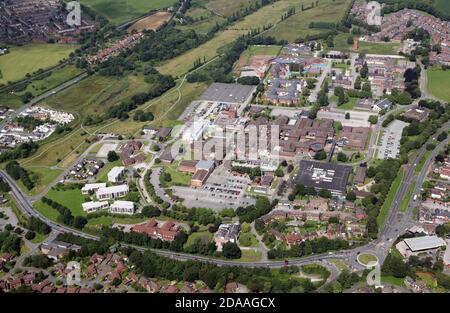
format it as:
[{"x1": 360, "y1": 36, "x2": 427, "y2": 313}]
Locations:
[
  {"x1": 107, "y1": 151, "x2": 119, "y2": 162},
  {"x1": 360, "y1": 62, "x2": 368, "y2": 79},
  {"x1": 275, "y1": 167, "x2": 284, "y2": 177},
  {"x1": 222, "y1": 242, "x2": 241, "y2": 259},
  {"x1": 337, "y1": 152, "x2": 348, "y2": 162},
  {"x1": 237, "y1": 76, "x2": 260, "y2": 85},
  {"x1": 318, "y1": 188, "x2": 332, "y2": 198},
  {"x1": 314, "y1": 150, "x2": 327, "y2": 160},
  {"x1": 437, "y1": 131, "x2": 448, "y2": 142},
  {"x1": 142, "y1": 205, "x2": 161, "y2": 217},
  {"x1": 368, "y1": 115, "x2": 378, "y2": 125},
  {"x1": 345, "y1": 112, "x2": 350, "y2": 119},
  {"x1": 346, "y1": 191, "x2": 356, "y2": 202}
]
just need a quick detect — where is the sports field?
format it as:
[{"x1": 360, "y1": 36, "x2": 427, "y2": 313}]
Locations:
[
  {"x1": 427, "y1": 67, "x2": 450, "y2": 102},
  {"x1": 80, "y1": 0, "x2": 178, "y2": 25},
  {"x1": 0, "y1": 44, "x2": 77, "y2": 85}
]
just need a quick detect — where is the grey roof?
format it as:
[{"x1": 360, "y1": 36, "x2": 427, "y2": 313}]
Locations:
[
  {"x1": 200, "y1": 83, "x2": 255, "y2": 104},
  {"x1": 294, "y1": 160, "x2": 352, "y2": 193},
  {"x1": 404, "y1": 236, "x2": 446, "y2": 252}
]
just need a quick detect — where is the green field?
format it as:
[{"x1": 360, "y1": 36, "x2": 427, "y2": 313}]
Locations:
[
  {"x1": 86, "y1": 215, "x2": 147, "y2": 228},
  {"x1": 46, "y1": 188, "x2": 87, "y2": 216},
  {"x1": 335, "y1": 97, "x2": 359, "y2": 110},
  {"x1": 334, "y1": 33, "x2": 402, "y2": 55},
  {"x1": 97, "y1": 159, "x2": 122, "y2": 183},
  {"x1": 184, "y1": 231, "x2": 213, "y2": 249},
  {"x1": 17, "y1": 167, "x2": 62, "y2": 197},
  {"x1": 427, "y1": 67, "x2": 450, "y2": 102},
  {"x1": 357, "y1": 253, "x2": 378, "y2": 265},
  {"x1": 435, "y1": 0, "x2": 450, "y2": 15},
  {"x1": 157, "y1": 0, "x2": 305, "y2": 77},
  {"x1": 377, "y1": 169, "x2": 405, "y2": 227},
  {"x1": 264, "y1": 0, "x2": 352, "y2": 42},
  {"x1": 0, "y1": 44, "x2": 77, "y2": 85},
  {"x1": 79, "y1": 0, "x2": 178, "y2": 24},
  {"x1": 159, "y1": 160, "x2": 193, "y2": 187}
]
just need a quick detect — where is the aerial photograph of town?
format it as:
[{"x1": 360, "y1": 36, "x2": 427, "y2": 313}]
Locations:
[{"x1": 0, "y1": 0, "x2": 449, "y2": 308}]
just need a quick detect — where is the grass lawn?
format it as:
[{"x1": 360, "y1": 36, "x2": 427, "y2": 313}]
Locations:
[
  {"x1": 34, "y1": 200, "x2": 60, "y2": 222},
  {"x1": 416, "y1": 271, "x2": 437, "y2": 289},
  {"x1": 44, "y1": 188, "x2": 87, "y2": 217},
  {"x1": 415, "y1": 150, "x2": 433, "y2": 173},
  {"x1": 336, "y1": 97, "x2": 359, "y2": 110},
  {"x1": 426, "y1": 67, "x2": 450, "y2": 102},
  {"x1": 30, "y1": 233, "x2": 48, "y2": 244},
  {"x1": 184, "y1": 231, "x2": 213, "y2": 249},
  {"x1": 357, "y1": 253, "x2": 378, "y2": 265},
  {"x1": 17, "y1": 167, "x2": 62, "y2": 197},
  {"x1": 79, "y1": 0, "x2": 179, "y2": 25},
  {"x1": 377, "y1": 168, "x2": 404, "y2": 227},
  {"x1": 333, "y1": 33, "x2": 401, "y2": 55},
  {"x1": 17, "y1": 65, "x2": 83, "y2": 97},
  {"x1": 160, "y1": 161, "x2": 192, "y2": 187},
  {"x1": 381, "y1": 275, "x2": 405, "y2": 287},
  {"x1": 399, "y1": 182, "x2": 416, "y2": 213},
  {"x1": 0, "y1": 91, "x2": 23, "y2": 109},
  {"x1": 86, "y1": 215, "x2": 147, "y2": 228},
  {"x1": 263, "y1": 0, "x2": 352, "y2": 42},
  {"x1": 236, "y1": 249, "x2": 262, "y2": 262},
  {"x1": 0, "y1": 44, "x2": 77, "y2": 84},
  {"x1": 239, "y1": 232, "x2": 259, "y2": 247}
]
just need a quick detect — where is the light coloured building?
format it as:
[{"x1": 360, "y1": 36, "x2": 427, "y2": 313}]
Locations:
[
  {"x1": 81, "y1": 183, "x2": 107, "y2": 195},
  {"x1": 214, "y1": 223, "x2": 241, "y2": 251},
  {"x1": 110, "y1": 200, "x2": 135, "y2": 215},
  {"x1": 396, "y1": 235, "x2": 446, "y2": 258},
  {"x1": 82, "y1": 201, "x2": 109, "y2": 213},
  {"x1": 96, "y1": 184, "x2": 129, "y2": 200},
  {"x1": 107, "y1": 166, "x2": 126, "y2": 183}
]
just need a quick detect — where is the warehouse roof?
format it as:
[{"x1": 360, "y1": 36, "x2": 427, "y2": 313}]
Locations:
[{"x1": 404, "y1": 236, "x2": 446, "y2": 252}]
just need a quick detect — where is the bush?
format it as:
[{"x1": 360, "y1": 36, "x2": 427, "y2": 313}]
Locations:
[{"x1": 25, "y1": 231, "x2": 36, "y2": 240}]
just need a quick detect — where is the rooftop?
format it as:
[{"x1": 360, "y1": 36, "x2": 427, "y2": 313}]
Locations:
[
  {"x1": 404, "y1": 236, "x2": 446, "y2": 252},
  {"x1": 200, "y1": 83, "x2": 255, "y2": 104}
]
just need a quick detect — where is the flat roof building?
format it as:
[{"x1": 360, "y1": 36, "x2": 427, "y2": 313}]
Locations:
[
  {"x1": 200, "y1": 83, "x2": 255, "y2": 104},
  {"x1": 81, "y1": 183, "x2": 106, "y2": 195},
  {"x1": 107, "y1": 166, "x2": 125, "y2": 183},
  {"x1": 96, "y1": 184, "x2": 129, "y2": 200},
  {"x1": 404, "y1": 236, "x2": 446, "y2": 252},
  {"x1": 294, "y1": 160, "x2": 352, "y2": 196},
  {"x1": 82, "y1": 201, "x2": 109, "y2": 213},
  {"x1": 110, "y1": 201, "x2": 135, "y2": 215}
]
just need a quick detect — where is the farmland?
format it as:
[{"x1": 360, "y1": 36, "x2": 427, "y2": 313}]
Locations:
[
  {"x1": 427, "y1": 67, "x2": 450, "y2": 102},
  {"x1": 128, "y1": 11, "x2": 173, "y2": 32},
  {"x1": 79, "y1": 0, "x2": 178, "y2": 25},
  {"x1": 0, "y1": 44, "x2": 77, "y2": 85},
  {"x1": 263, "y1": 0, "x2": 352, "y2": 42}
]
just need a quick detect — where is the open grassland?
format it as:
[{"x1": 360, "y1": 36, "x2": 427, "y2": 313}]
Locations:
[
  {"x1": 79, "y1": 0, "x2": 178, "y2": 25},
  {"x1": 427, "y1": 67, "x2": 450, "y2": 102},
  {"x1": 263, "y1": 0, "x2": 352, "y2": 42},
  {"x1": 159, "y1": 0, "x2": 310, "y2": 77},
  {"x1": 86, "y1": 215, "x2": 147, "y2": 228},
  {"x1": 193, "y1": 0, "x2": 258, "y2": 17},
  {"x1": 0, "y1": 92, "x2": 22, "y2": 109},
  {"x1": 34, "y1": 188, "x2": 86, "y2": 221},
  {"x1": 157, "y1": 29, "x2": 247, "y2": 77},
  {"x1": 128, "y1": 11, "x2": 172, "y2": 32},
  {"x1": 334, "y1": 33, "x2": 402, "y2": 55},
  {"x1": 17, "y1": 167, "x2": 62, "y2": 197},
  {"x1": 435, "y1": 0, "x2": 450, "y2": 15},
  {"x1": 44, "y1": 74, "x2": 152, "y2": 119},
  {"x1": 99, "y1": 81, "x2": 208, "y2": 135},
  {"x1": 17, "y1": 66, "x2": 84, "y2": 96},
  {"x1": 0, "y1": 44, "x2": 77, "y2": 85}
]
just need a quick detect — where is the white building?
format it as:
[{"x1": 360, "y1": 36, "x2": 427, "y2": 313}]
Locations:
[
  {"x1": 81, "y1": 183, "x2": 107, "y2": 195},
  {"x1": 107, "y1": 166, "x2": 125, "y2": 183},
  {"x1": 182, "y1": 120, "x2": 210, "y2": 142},
  {"x1": 396, "y1": 235, "x2": 446, "y2": 258},
  {"x1": 96, "y1": 184, "x2": 129, "y2": 200},
  {"x1": 82, "y1": 201, "x2": 109, "y2": 213},
  {"x1": 110, "y1": 200, "x2": 135, "y2": 215}
]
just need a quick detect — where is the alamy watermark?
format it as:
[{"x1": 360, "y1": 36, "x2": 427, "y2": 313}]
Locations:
[
  {"x1": 366, "y1": 1, "x2": 382, "y2": 26},
  {"x1": 66, "y1": 1, "x2": 82, "y2": 27}
]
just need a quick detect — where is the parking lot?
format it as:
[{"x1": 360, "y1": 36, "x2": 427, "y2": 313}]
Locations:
[
  {"x1": 172, "y1": 165, "x2": 256, "y2": 210},
  {"x1": 378, "y1": 120, "x2": 409, "y2": 159}
]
